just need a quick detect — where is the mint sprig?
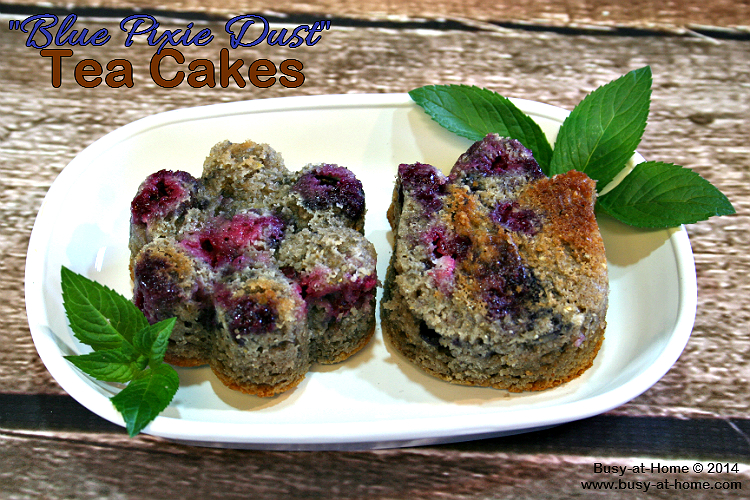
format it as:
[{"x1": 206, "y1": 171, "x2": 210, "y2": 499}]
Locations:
[
  {"x1": 409, "y1": 67, "x2": 734, "y2": 227},
  {"x1": 61, "y1": 266, "x2": 178, "y2": 437}
]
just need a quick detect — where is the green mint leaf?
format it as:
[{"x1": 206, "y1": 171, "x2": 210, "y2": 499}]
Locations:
[
  {"x1": 548, "y1": 66, "x2": 652, "y2": 187},
  {"x1": 61, "y1": 266, "x2": 148, "y2": 349},
  {"x1": 64, "y1": 344, "x2": 148, "y2": 383},
  {"x1": 597, "y1": 161, "x2": 735, "y2": 227},
  {"x1": 111, "y1": 363, "x2": 179, "y2": 437},
  {"x1": 408, "y1": 67, "x2": 733, "y2": 227},
  {"x1": 133, "y1": 317, "x2": 176, "y2": 365},
  {"x1": 409, "y1": 84, "x2": 554, "y2": 172},
  {"x1": 61, "y1": 267, "x2": 180, "y2": 436}
]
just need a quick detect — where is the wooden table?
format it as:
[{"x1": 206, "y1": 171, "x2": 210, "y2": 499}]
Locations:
[{"x1": 2, "y1": 1, "x2": 748, "y2": 497}]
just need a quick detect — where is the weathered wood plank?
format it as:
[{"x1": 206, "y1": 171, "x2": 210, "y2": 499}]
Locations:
[
  {"x1": 4, "y1": 0, "x2": 750, "y2": 32},
  {"x1": 2, "y1": 429, "x2": 748, "y2": 499},
  {"x1": 3, "y1": 397, "x2": 748, "y2": 460},
  {"x1": 1, "y1": 18, "x2": 749, "y2": 423}
]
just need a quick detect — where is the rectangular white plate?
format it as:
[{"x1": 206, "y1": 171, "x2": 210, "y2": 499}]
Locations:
[{"x1": 25, "y1": 94, "x2": 697, "y2": 449}]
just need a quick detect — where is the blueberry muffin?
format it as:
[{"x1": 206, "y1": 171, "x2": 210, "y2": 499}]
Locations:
[
  {"x1": 129, "y1": 140, "x2": 378, "y2": 397},
  {"x1": 381, "y1": 134, "x2": 608, "y2": 392}
]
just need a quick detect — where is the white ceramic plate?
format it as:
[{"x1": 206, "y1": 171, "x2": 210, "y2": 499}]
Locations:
[{"x1": 25, "y1": 94, "x2": 697, "y2": 449}]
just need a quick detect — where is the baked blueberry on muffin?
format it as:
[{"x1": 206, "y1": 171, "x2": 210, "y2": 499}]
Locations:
[
  {"x1": 381, "y1": 134, "x2": 608, "y2": 392},
  {"x1": 129, "y1": 140, "x2": 377, "y2": 397}
]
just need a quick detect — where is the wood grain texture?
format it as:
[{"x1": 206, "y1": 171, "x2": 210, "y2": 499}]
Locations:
[
  {"x1": 3, "y1": 18, "x2": 749, "y2": 420},
  {"x1": 2, "y1": 3, "x2": 750, "y2": 496},
  {"x1": 4, "y1": 0, "x2": 750, "y2": 32},
  {"x1": 1, "y1": 430, "x2": 748, "y2": 499}
]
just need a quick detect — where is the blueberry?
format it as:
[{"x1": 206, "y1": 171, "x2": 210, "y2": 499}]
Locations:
[
  {"x1": 180, "y1": 212, "x2": 285, "y2": 269},
  {"x1": 475, "y1": 244, "x2": 540, "y2": 320},
  {"x1": 224, "y1": 295, "x2": 278, "y2": 342},
  {"x1": 450, "y1": 135, "x2": 544, "y2": 181},
  {"x1": 423, "y1": 226, "x2": 471, "y2": 261},
  {"x1": 222, "y1": 212, "x2": 286, "y2": 251},
  {"x1": 398, "y1": 162, "x2": 447, "y2": 212},
  {"x1": 490, "y1": 202, "x2": 541, "y2": 235},
  {"x1": 293, "y1": 164, "x2": 365, "y2": 220},
  {"x1": 131, "y1": 170, "x2": 198, "y2": 226},
  {"x1": 133, "y1": 252, "x2": 184, "y2": 324},
  {"x1": 297, "y1": 268, "x2": 377, "y2": 319}
]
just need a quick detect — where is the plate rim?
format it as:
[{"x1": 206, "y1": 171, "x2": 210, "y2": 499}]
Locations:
[{"x1": 24, "y1": 93, "x2": 697, "y2": 448}]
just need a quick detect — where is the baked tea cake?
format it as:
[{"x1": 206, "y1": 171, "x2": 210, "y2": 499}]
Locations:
[
  {"x1": 381, "y1": 134, "x2": 608, "y2": 392},
  {"x1": 129, "y1": 140, "x2": 378, "y2": 397}
]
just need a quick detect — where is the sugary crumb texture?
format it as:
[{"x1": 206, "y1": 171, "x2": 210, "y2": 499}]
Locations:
[
  {"x1": 130, "y1": 133, "x2": 608, "y2": 397},
  {"x1": 130, "y1": 140, "x2": 377, "y2": 397},
  {"x1": 381, "y1": 134, "x2": 609, "y2": 392}
]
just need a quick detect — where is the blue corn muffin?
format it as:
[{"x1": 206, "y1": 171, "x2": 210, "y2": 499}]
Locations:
[
  {"x1": 381, "y1": 134, "x2": 608, "y2": 392},
  {"x1": 129, "y1": 140, "x2": 377, "y2": 397}
]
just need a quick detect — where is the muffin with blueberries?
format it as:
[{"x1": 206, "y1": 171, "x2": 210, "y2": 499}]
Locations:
[
  {"x1": 381, "y1": 134, "x2": 608, "y2": 392},
  {"x1": 129, "y1": 140, "x2": 378, "y2": 397}
]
